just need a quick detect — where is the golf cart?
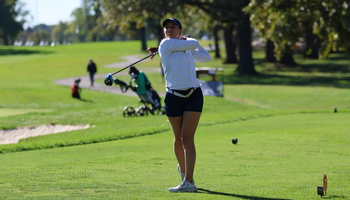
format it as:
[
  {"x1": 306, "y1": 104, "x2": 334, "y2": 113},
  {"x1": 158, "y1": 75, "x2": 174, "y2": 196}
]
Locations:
[{"x1": 196, "y1": 67, "x2": 224, "y2": 97}]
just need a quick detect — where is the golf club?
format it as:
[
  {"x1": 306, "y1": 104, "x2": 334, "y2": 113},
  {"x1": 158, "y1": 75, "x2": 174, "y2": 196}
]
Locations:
[{"x1": 104, "y1": 51, "x2": 158, "y2": 86}]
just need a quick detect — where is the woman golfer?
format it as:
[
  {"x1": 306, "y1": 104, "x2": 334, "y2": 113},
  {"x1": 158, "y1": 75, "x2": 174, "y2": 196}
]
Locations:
[{"x1": 151, "y1": 18, "x2": 211, "y2": 192}]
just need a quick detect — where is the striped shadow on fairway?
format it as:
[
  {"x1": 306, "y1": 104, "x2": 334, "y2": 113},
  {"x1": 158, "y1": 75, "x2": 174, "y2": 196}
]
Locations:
[
  {"x1": 0, "y1": 108, "x2": 52, "y2": 117},
  {"x1": 0, "y1": 112, "x2": 349, "y2": 199}
]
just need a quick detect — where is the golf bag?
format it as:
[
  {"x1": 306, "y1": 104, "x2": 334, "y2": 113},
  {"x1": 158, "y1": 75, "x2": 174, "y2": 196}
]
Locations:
[{"x1": 113, "y1": 73, "x2": 165, "y2": 117}]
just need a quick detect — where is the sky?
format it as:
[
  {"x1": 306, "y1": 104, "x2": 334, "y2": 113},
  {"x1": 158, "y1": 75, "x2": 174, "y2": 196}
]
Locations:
[{"x1": 21, "y1": 0, "x2": 82, "y2": 28}]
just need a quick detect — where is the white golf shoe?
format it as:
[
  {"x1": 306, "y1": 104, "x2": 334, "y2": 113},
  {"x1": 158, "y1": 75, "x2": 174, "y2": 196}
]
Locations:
[
  {"x1": 177, "y1": 164, "x2": 185, "y2": 181},
  {"x1": 168, "y1": 179, "x2": 197, "y2": 193}
]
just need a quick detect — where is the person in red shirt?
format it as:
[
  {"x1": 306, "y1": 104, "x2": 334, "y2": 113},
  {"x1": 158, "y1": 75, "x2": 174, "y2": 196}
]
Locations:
[{"x1": 71, "y1": 78, "x2": 81, "y2": 99}]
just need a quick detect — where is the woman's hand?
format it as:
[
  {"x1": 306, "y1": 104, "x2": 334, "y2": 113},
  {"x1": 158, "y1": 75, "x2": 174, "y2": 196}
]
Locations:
[{"x1": 147, "y1": 47, "x2": 158, "y2": 59}]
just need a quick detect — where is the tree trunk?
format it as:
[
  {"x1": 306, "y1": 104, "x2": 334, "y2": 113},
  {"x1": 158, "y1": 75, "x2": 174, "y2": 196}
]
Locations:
[
  {"x1": 236, "y1": 0, "x2": 257, "y2": 75},
  {"x1": 265, "y1": 39, "x2": 276, "y2": 62},
  {"x1": 3, "y1": 28, "x2": 8, "y2": 45},
  {"x1": 223, "y1": 25, "x2": 238, "y2": 64},
  {"x1": 309, "y1": 44, "x2": 319, "y2": 59},
  {"x1": 93, "y1": 1, "x2": 101, "y2": 42},
  {"x1": 157, "y1": 15, "x2": 164, "y2": 45},
  {"x1": 305, "y1": 31, "x2": 319, "y2": 59},
  {"x1": 139, "y1": 27, "x2": 147, "y2": 51},
  {"x1": 280, "y1": 45, "x2": 297, "y2": 65},
  {"x1": 157, "y1": 23, "x2": 163, "y2": 44},
  {"x1": 213, "y1": 25, "x2": 221, "y2": 59},
  {"x1": 0, "y1": 2, "x2": 9, "y2": 45},
  {"x1": 108, "y1": 29, "x2": 115, "y2": 41},
  {"x1": 92, "y1": 34, "x2": 97, "y2": 42}
]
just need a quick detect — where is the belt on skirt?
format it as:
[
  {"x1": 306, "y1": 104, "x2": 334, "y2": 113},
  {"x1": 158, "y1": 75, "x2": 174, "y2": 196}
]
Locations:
[{"x1": 166, "y1": 87, "x2": 198, "y2": 98}]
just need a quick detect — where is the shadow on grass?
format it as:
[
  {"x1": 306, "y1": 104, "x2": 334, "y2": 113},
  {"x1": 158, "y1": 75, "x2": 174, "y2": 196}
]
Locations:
[
  {"x1": 0, "y1": 49, "x2": 52, "y2": 56},
  {"x1": 284, "y1": 63, "x2": 350, "y2": 74},
  {"x1": 220, "y1": 53, "x2": 350, "y2": 88},
  {"x1": 224, "y1": 73, "x2": 350, "y2": 88},
  {"x1": 74, "y1": 98, "x2": 94, "y2": 103},
  {"x1": 323, "y1": 195, "x2": 348, "y2": 199},
  {"x1": 198, "y1": 188, "x2": 292, "y2": 200},
  {"x1": 275, "y1": 53, "x2": 350, "y2": 74},
  {"x1": 223, "y1": 53, "x2": 350, "y2": 88}
]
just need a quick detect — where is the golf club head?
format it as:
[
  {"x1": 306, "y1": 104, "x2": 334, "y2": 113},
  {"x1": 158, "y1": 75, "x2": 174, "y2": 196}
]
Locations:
[{"x1": 104, "y1": 73, "x2": 114, "y2": 86}]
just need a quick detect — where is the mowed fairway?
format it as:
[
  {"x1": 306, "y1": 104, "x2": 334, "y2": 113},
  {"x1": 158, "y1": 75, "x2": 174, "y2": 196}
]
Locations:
[
  {"x1": 0, "y1": 113, "x2": 349, "y2": 199},
  {"x1": 1, "y1": 41, "x2": 350, "y2": 199},
  {"x1": 0, "y1": 108, "x2": 51, "y2": 117}
]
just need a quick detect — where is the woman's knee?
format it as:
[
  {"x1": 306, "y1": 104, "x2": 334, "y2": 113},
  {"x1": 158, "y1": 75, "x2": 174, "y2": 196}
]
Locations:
[
  {"x1": 181, "y1": 136, "x2": 194, "y2": 148},
  {"x1": 174, "y1": 137, "x2": 183, "y2": 146}
]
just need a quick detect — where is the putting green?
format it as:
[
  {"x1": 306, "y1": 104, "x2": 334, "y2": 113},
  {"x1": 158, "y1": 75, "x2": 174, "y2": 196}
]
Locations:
[{"x1": 0, "y1": 108, "x2": 52, "y2": 117}]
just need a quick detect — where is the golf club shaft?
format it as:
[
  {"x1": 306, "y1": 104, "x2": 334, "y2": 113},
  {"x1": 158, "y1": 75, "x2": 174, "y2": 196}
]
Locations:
[{"x1": 111, "y1": 51, "x2": 158, "y2": 76}]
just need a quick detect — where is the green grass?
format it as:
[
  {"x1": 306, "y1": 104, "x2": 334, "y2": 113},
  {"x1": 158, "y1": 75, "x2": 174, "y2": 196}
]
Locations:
[
  {"x1": 0, "y1": 40, "x2": 350, "y2": 199},
  {"x1": 0, "y1": 113, "x2": 349, "y2": 199},
  {"x1": 0, "y1": 108, "x2": 52, "y2": 117}
]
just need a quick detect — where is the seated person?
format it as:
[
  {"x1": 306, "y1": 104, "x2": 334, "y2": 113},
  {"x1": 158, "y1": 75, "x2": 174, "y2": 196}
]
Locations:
[
  {"x1": 71, "y1": 78, "x2": 82, "y2": 99},
  {"x1": 128, "y1": 66, "x2": 160, "y2": 111}
]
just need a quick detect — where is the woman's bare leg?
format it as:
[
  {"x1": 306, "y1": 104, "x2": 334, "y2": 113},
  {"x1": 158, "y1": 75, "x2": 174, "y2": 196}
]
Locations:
[
  {"x1": 168, "y1": 111, "x2": 201, "y2": 183},
  {"x1": 168, "y1": 116, "x2": 186, "y2": 175},
  {"x1": 181, "y1": 111, "x2": 201, "y2": 183}
]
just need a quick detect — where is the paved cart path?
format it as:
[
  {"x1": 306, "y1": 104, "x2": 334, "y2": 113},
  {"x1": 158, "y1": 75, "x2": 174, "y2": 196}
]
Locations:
[{"x1": 54, "y1": 55, "x2": 164, "y2": 97}]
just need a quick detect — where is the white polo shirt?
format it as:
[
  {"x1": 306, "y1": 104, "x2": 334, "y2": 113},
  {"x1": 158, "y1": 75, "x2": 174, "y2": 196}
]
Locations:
[{"x1": 159, "y1": 38, "x2": 212, "y2": 90}]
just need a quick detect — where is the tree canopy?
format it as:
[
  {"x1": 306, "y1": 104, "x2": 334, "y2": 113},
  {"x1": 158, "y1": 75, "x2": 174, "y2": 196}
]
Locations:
[
  {"x1": 0, "y1": 0, "x2": 28, "y2": 45},
  {"x1": 3, "y1": 0, "x2": 349, "y2": 77},
  {"x1": 246, "y1": 0, "x2": 350, "y2": 60}
]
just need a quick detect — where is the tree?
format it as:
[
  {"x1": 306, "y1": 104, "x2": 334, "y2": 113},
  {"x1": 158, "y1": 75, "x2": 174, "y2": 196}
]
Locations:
[
  {"x1": 82, "y1": 0, "x2": 102, "y2": 41},
  {"x1": 167, "y1": 4, "x2": 211, "y2": 39},
  {"x1": 222, "y1": 22, "x2": 237, "y2": 63},
  {"x1": 28, "y1": 29, "x2": 50, "y2": 44},
  {"x1": 101, "y1": 0, "x2": 257, "y2": 74},
  {"x1": 63, "y1": 1, "x2": 120, "y2": 42},
  {"x1": 180, "y1": 0, "x2": 258, "y2": 74},
  {"x1": 68, "y1": 8, "x2": 88, "y2": 42},
  {"x1": 173, "y1": 4, "x2": 222, "y2": 58},
  {"x1": 51, "y1": 21, "x2": 69, "y2": 42},
  {"x1": 265, "y1": 40, "x2": 276, "y2": 62},
  {"x1": 101, "y1": 0, "x2": 215, "y2": 50},
  {"x1": 213, "y1": 24, "x2": 222, "y2": 59},
  {"x1": 0, "y1": 0, "x2": 28, "y2": 45},
  {"x1": 246, "y1": 0, "x2": 350, "y2": 65},
  {"x1": 94, "y1": 15, "x2": 118, "y2": 41},
  {"x1": 101, "y1": 0, "x2": 181, "y2": 50},
  {"x1": 181, "y1": 0, "x2": 239, "y2": 64},
  {"x1": 236, "y1": 0, "x2": 257, "y2": 75},
  {"x1": 246, "y1": 0, "x2": 299, "y2": 65},
  {"x1": 315, "y1": 1, "x2": 350, "y2": 56}
]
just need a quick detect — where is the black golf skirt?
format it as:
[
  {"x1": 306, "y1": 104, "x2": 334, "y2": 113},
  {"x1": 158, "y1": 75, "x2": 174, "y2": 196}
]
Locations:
[{"x1": 164, "y1": 87, "x2": 203, "y2": 117}]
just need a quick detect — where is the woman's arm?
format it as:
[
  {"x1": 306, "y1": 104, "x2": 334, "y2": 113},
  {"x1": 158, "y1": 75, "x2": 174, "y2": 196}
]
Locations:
[
  {"x1": 191, "y1": 45, "x2": 212, "y2": 62},
  {"x1": 160, "y1": 38, "x2": 199, "y2": 52}
]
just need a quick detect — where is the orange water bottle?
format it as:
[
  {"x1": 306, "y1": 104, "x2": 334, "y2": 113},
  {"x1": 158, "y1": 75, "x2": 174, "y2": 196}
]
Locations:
[{"x1": 323, "y1": 173, "x2": 327, "y2": 196}]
